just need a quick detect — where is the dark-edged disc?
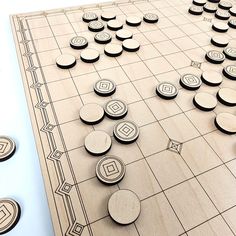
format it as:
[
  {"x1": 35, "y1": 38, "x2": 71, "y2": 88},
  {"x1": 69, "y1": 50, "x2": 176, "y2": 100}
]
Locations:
[
  {"x1": 229, "y1": 7, "x2": 236, "y2": 16},
  {"x1": 143, "y1": 13, "x2": 159, "y2": 23},
  {"x1": 193, "y1": 0, "x2": 206, "y2": 6},
  {"x1": 218, "y1": 1, "x2": 233, "y2": 10},
  {"x1": 180, "y1": 74, "x2": 202, "y2": 90},
  {"x1": 104, "y1": 44, "x2": 123, "y2": 57},
  {"x1": 88, "y1": 20, "x2": 104, "y2": 32},
  {"x1": 228, "y1": 19, "x2": 236, "y2": 29},
  {"x1": 193, "y1": 92, "x2": 217, "y2": 111},
  {"x1": 116, "y1": 29, "x2": 133, "y2": 41},
  {"x1": 156, "y1": 82, "x2": 178, "y2": 99},
  {"x1": 215, "y1": 10, "x2": 230, "y2": 20},
  {"x1": 212, "y1": 22, "x2": 229, "y2": 32},
  {"x1": 223, "y1": 47, "x2": 236, "y2": 60},
  {"x1": 126, "y1": 16, "x2": 142, "y2": 27},
  {"x1": 101, "y1": 12, "x2": 116, "y2": 21},
  {"x1": 70, "y1": 36, "x2": 88, "y2": 49},
  {"x1": 217, "y1": 88, "x2": 236, "y2": 106},
  {"x1": 82, "y1": 12, "x2": 98, "y2": 23},
  {"x1": 122, "y1": 39, "x2": 140, "y2": 52},
  {"x1": 205, "y1": 50, "x2": 225, "y2": 64},
  {"x1": 215, "y1": 113, "x2": 236, "y2": 134},
  {"x1": 211, "y1": 35, "x2": 229, "y2": 47},
  {"x1": 94, "y1": 32, "x2": 112, "y2": 44},
  {"x1": 107, "y1": 19, "x2": 123, "y2": 31},
  {"x1": 201, "y1": 70, "x2": 223, "y2": 86},
  {"x1": 94, "y1": 79, "x2": 116, "y2": 96},
  {"x1": 0, "y1": 136, "x2": 16, "y2": 162},
  {"x1": 56, "y1": 54, "x2": 76, "y2": 69},
  {"x1": 203, "y1": 3, "x2": 217, "y2": 13},
  {"x1": 223, "y1": 65, "x2": 236, "y2": 80},
  {"x1": 189, "y1": 5, "x2": 203, "y2": 15},
  {"x1": 80, "y1": 49, "x2": 100, "y2": 63},
  {"x1": 104, "y1": 99, "x2": 128, "y2": 119}
]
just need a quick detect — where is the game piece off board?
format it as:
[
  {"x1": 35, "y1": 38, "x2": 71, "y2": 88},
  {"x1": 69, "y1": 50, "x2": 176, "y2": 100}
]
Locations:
[
  {"x1": 0, "y1": 136, "x2": 16, "y2": 162},
  {"x1": 11, "y1": 0, "x2": 236, "y2": 235}
]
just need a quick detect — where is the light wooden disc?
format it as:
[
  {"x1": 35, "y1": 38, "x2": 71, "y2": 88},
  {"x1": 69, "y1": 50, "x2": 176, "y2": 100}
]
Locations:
[
  {"x1": 211, "y1": 35, "x2": 229, "y2": 47},
  {"x1": 189, "y1": 5, "x2": 203, "y2": 15},
  {"x1": 79, "y1": 103, "x2": 104, "y2": 125},
  {"x1": 104, "y1": 44, "x2": 123, "y2": 57},
  {"x1": 193, "y1": 0, "x2": 206, "y2": 6},
  {"x1": 88, "y1": 20, "x2": 104, "y2": 32},
  {"x1": 223, "y1": 47, "x2": 236, "y2": 61},
  {"x1": 215, "y1": 113, "x2": 236, "y2": 134},
  {"x1": 122, "y1": 39, "x2": 140, "y2": 52},
  {"x1": 116, "y1": 29, "x2": 133, "y2": 41},
  {"x1": 193, "y1": 92, "x2": 217, "y2": 111},
  {"x1": 82, "y1": 12, "x2": 98, "y2": 22},
  {"x1": 94, "y1": 79, "x2": 116, "y2": 96},
  {"x1": 104, "y1": 99, "x2": 128, "y2": 119},
  {"x1": 180, "y1": 74, "x2": 202, "y2": 90},
  {"x1": 94, "y1": 32, "x2": 112, "y2": 44},
  {"x1": 84, "y1": 131, "x2": 112, "y2": 156},
  {"x1": 228, "y1": 19, "x2": 236, "y2": 29},
  {"x1": 201, "y1": 70, "x2": 223, "y2": 86},
  {"x1": 204, "y1": 3, "x2": 217, "y2": 13},
  {"x1": 96, "y1": 155, "x2": 126, "y2": 185},
  {"x1": 113, "y1": 120, "x2": 139, "y2": 144},
  {"x1": 0, "y1": 198, "x2": 21, "y2": 234},
  {"x1": 215, "y1": 9, "x2": 230, "y2": 20},
  {"x1": 80, "y1": 48, "x2": 100, "y2": 63},
  {"x1": 223, "y1": 65, "x2": 236, "y2": 80},
  {"x1": 107, "y1": 20, "x2": 123, "y2": 31},
  {"x1": 229, "y1": 6, "x2": 236, "y2": 16},
  {"x1": 56, "y1": 54, "x2": 76, "y2": 69},
  {"x1": 126, "y1": 16, "x2": 142, "y2": 26},
  {"x1": 0, "y1": 136, "x2": 16, "y2": 162},
  {"x1": 70, "y1": 36, "x2": 88, "y2": 49},
  {"x1": 101, "y1": 12, "x2": 116, "y2": 21},
  {"x1": 108, "y1": 189, "x2": 141, "y2": 225},
  {"x1": 205, "y1": 50, "x2": 225, "y2": 64},
  {"x1": 143, "y1": 13, "x2": 159, "y2": 23},
  {"x1": 212, "y1": 22, "x2": 229, "y2": 32},
  {"x1": 218, "y1": 1, "x2": 233, "y2": 10},
  {"x1": 217, "y1": 88, "x2": 236, "y2": 106},
  {"x1": 156, "y1": 82, "x2": 178, "y2": 100}
]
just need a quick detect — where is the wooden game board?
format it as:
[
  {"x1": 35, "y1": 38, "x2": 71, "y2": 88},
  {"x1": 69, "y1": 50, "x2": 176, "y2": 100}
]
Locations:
[{"x1": 11, "y1": 0, "x2": 236, "y2": 235}]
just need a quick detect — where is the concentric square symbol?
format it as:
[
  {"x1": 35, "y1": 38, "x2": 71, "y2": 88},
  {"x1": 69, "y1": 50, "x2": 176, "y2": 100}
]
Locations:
[
  {"x1": 118, "y1": 123, "x2": 134, "y2": 137},
  {"x1": 103, "y1": 161, "x2": 119, "y2": 177}
]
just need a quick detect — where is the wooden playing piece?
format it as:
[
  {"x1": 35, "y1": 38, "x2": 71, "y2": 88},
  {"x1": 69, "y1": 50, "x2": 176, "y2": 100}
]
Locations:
[
  {"x1": 70, "y1": 36, "x2": 88, "y2": 49},
  {"x1": 104, "y1": 43, "x2": 123, "y2": 57},
  {"x1": 218, "y1": 1, "x2": 232, "y2": 10},
  {"x1": 122, "y1": 39, "x2": 140, "y2": 52},
  {"x1": 108, "y1": 189, "x2": 141, "y2": 225},
  {"x1": 96, "y1": 155, "x2": 126, "y2": 185},
  {"x1": 228, "y1": 19, "x2": 236, "y2": 29},
  {"x1": 201, "y1": 70, "x2": 223, "y2": 86},
  {"x1": 113, "y1": 120, "x2": 139, "y2": 144},
  {"x1": 143, "y1": 13, "x2": 159, "y2": 23},
  {"x1": 189, "y1": 5, "x2": 203, "y2": 15},
  {"x1": 79, "y1": 103, "x2": 104, "y2": 125},
  {"x1": 223, "y1": 47, "x2": 236, "y2": 60},
  {"x1": 217, "y1": 88, "x2": 236, "y2": 106},
  {"x1": 203, "y1": 3, "x2": 217, "y2": 13},
  {"x1": 193, "y1": 92, "x2": 217, "y2": 111},
  {"x1": 84, "y1": 130, "x2": 112, "y2": 156},
  {"x1": 101, "y1": 12, "x2": 116, "y2": 21},
  {"x1": 82, "y1": 12, "x2": 98, "y2": 22},
  {"x1": 212, "y1": 22, "x2": 229, "y2": 32},
  {"x1": 223, "y1": 65, "x2": 236, "y2": 80},
  {"x1": 215, "y1": 10, "x2": 230, "y2": 20},
  {"x1": 205, "y1": 50, "x2": 225, "y2": 64},
  {"x1": 80, "y1": 48, "x2": 99, "y2": 63},
  {"x1": 88, "y1": 20, "x2": 104, "y2": 32},
  {"x1": 0, "y1": 198, "x2": 21, "y2": 234},
  {"x1": 180, "y1": 74, "x2": 202, "y2": 90},
  {"x1": 229, "y1": 6, "x2": 236, "y2": 16},
  {"x1": 156, "y1": 82, "x2": 178, "y2": 100},
  {"x1": 56, "y1": 54, "x2": 76, "y2": 69},
  {"x1": 107, "y1": 19, "x2": 123, "y2": 31},
  {"x1": 126, "y1": 16, "x2": 142, "y2": 27},
  {"x1": 215, "y1": 113, "x2": 236, "y2": 134},
  {"x1": 104, "y1": 99, "x2": 128, "y2": 119},
  {"x1": 211, "y1": 35, "x2": 229, "y2": 47},
  {"x1": 94, "y1": 78, "x2": 116, "y2": 96},
  {"x1": 116, "y1": 29, "x2": 133, "y2": 41},
  {"x1": 0, "y1": 136, "x2": 16, "y2": 162},
  {"x1": 193, "y1": 0, "x2": 206, "y2": 6},
  {"x1": 94, "y1": 32, "x2": 112, "y2": 44},
  {"x1": 208, "y1": 0, "x2": 220, "y2": 3}
]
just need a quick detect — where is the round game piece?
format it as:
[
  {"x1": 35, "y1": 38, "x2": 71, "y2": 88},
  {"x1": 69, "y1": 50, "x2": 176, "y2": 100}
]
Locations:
[
  {"x1": 208, "y1": 0, "x2": 220, "y2": 3},
  {"x1": 193, "y1": 92, "x2": 217, "y2": 111},
  {"x1": 215, "y1": 113, "x2": 236, "y2": 134},
  {"x1": 80, "y1": 48, "x2": 100, "y2": 63},
  {"x1": 104, "y1": 99, "x2": 128, "y2": 119},
  {"x1": 0, "y1": 136, "x2": 16, "y2": 162},
  {"x1": 203, "y1": 3, "x2": 217, "y2": 13},
  {"x1": 218, "y1": 1, "x2": 232, "y2": 10},
  {"x1": 217, "y1": 88, "x2": 236, "y2": 106},
  {"x1": 101, "y1": 12, "x2": 116, "y2": 21},
  {"x1": 223, "y1": 65, "x2": 236, "y2": 80},
  {"x1": 79, "y1": 103, "x2": 104, "y2": 125},
  {"x1": 211, "y1": 35, "x2": 229, "y2": 47},
  {"x1": 70, "y1": 36, "x2": 88, "y2": 49},
  {"x1": 122, "y1": 39, "x2": 140, "y2": 52},
  {"x1": 205, "y1": 50, "x2": 225, "y2": 64},
  {"x1": 113, "y1": 120, "x2": 139, "y2": 144},
  {"x1": 107, "y1": 19, "x2": 123, "y2": 31},
  {"x1": 223, "y1": 47, "x2": 236, "y2": 60},
  {"x1": 188, "y1": 5, "x2": 203, "y2": 15},
  {"x1": 88, "y1": 20, "x2": 104, "y2": 32},
  {"x1": 96, "y1": 155, "x2": 126, "y2": 185},
  {"x1": 0, "y1": 198, "x2": 21, "y2": 234},
  {"x1": 126, "y1": 16, "x2": 142, "y2": 27},
  {"x1": 104, "y1": 44, "x2": 123, "y2": 57},
  {"x1": 82, "y1": 12, "x2": 98, "y2": 22},
  {"x1": 229, "y1": 7, "x2": 236, "y2": 16},
  {"x1": 201, "y1": 70, "x2": 223, "y2": 86},
  {"x1": 56, "y1": 54, "x2": 76, "y2": 69},
  {"x1": 116, "y1": 29, "x2": 133, "y2": 41},
  {"x1": 156, "y1": 82, "x2": 178, "y2": 100},
  {"x1": 94, "y1": 32, "x2": 112, "y2": 44},
  {"x1": 228, "y1": 19, "x2": 236, "y2": 29},
  {"x1": 94, "y1": 79, "x2": 116, "y2": 96},
  {"x1": 215, "y1": 10, "x2": 230, "y2": 20},
  {"x1": 180, "y1": 74, "x2": 202, "y2": 90},
  {"x1": 212, "y1": 22, "x2": 229, "y2": 32},
  {"x1": 143, "y1": 13, "x2": 159, "y2": 23},
  {"x1": 108, "y1": 189, "x2": 141, "y2": 225},
  {"x1": 84, "y1": 130, "x2": 112, "y2": 156},
  {"x1": 193, "y1": 0, "x2": 206, "y2": 6}
]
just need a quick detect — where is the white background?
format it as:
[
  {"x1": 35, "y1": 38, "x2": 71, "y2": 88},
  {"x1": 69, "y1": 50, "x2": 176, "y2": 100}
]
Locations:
[{"x1": 0, "y1": 1, "x2": 102, "y2": 235}]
